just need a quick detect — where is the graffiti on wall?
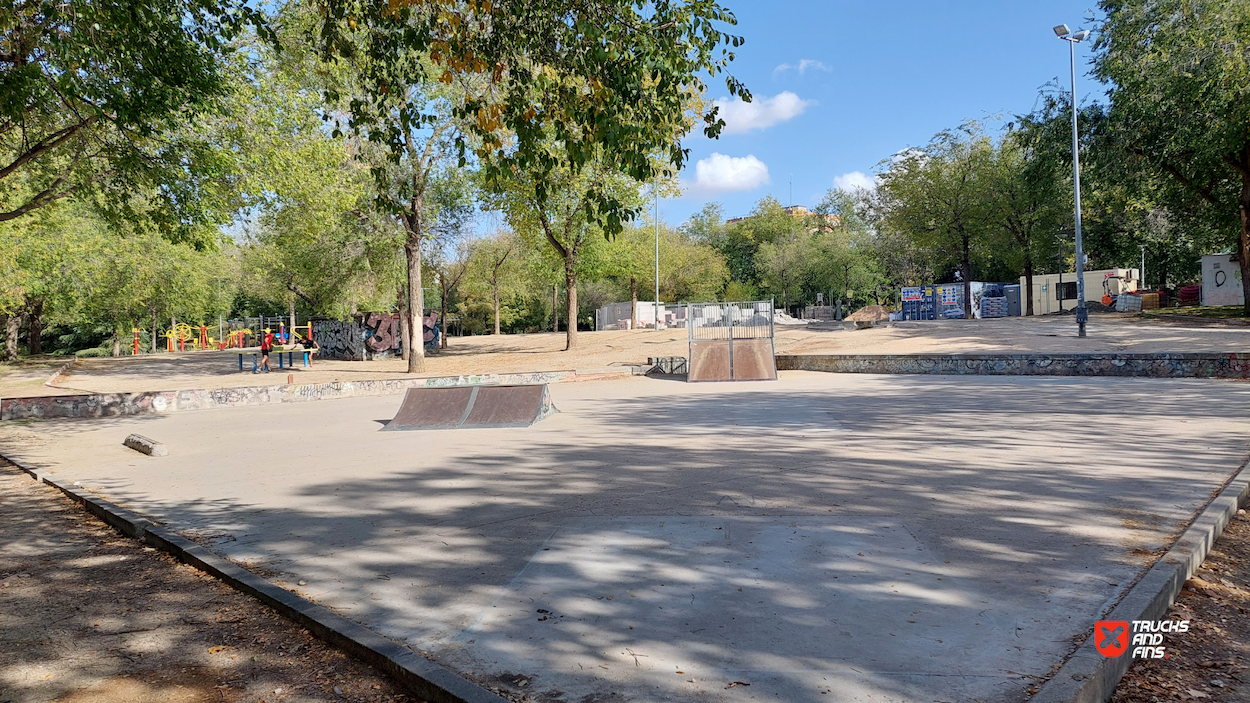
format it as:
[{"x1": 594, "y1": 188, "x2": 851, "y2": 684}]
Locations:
[
  {"x1": 313, "y1": 320, "x2": 364, "y2": 360},
  {"x1": 313, "y1": 311, "x2": 441, "y2": 360},
  {"x1": 364, "y1": 312, "x2": 401, "y2": 353}
]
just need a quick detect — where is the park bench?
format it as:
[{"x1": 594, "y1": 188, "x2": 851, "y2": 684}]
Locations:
[{"x1": 237, "y1": 347, "x2": 317, "y2": 372}]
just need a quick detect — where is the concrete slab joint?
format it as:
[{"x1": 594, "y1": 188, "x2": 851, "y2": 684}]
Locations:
[{"x1": 123, "y1": 433, "x2": 167, "y2": 457}]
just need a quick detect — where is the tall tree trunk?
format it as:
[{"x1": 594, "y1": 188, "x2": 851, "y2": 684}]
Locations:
[
  {"x1": 27, "y1": 297, "x2": 43, "y2": 355},
  {"x1": 170, "y1": 316, "x2": 176, "y2": 352},
  {"x1": 493, "y1": 274, "x2": 501, "y2": 335},
  {"x1": 440, "y1": 273, "x2": 449, "y2": 349},
  {"x1": 630, "y1": 277, "x2": 638, "y2": 330},
  {"x1": 2, "y1": 313, "x2": 17, "y2": 361},
  {"x1": 111, "y1": 328, "x2": 121, "y2": 358},
  {"x1": 1240, "y1": 171, "x2": 1250, "y2": 317},
  {"x1": 288, "y1": 298, "x2": 296, "y2": 346},
  {"x1": 404, "y1": 232, "x2": 425, "y2": 373},
  {"x1": 564, "y1": 266, "x2": 578, "y2": 351},
  {"x1": 961, "y1": 233, "x2": 972, "y2": 318},
  {"x1": 552, "y1": 284, "x2": 558, "y2": 333},
  {"x1": 1024, "y1": 259, "x2": 1035, "y2": 316},
  {"x1": 398, "y1": 285, "x2": 409, "y2": 361},
  {"x1": 151, "y1": 311, "x2": 158, "y2": 354}
]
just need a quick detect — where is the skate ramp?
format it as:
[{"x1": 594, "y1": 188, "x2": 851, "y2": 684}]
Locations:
[{"x1": 383, "y1": 385, "x2": 556, "y2": 431}]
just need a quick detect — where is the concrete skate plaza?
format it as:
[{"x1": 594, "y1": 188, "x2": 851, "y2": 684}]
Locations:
[{"x1": 6, "y1": 372, "x2": 1249, "y2": 702}]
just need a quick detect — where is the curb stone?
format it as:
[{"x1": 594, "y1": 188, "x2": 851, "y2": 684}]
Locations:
[
  {"x1": 1030, "y1": 458, "x2": 1250, "y2": 703},
  {"x1": 0, "y1": 452, "x2": 509, "y2": 703}
]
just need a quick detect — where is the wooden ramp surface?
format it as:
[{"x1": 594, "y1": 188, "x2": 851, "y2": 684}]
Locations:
[{"x1": 383, "y1": 385, "x2": 556, "y2": 430}]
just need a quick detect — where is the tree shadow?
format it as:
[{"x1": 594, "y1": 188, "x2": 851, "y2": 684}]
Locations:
[{"x1": 14, "y1": 375, "x2": 1250, "y2": 702}]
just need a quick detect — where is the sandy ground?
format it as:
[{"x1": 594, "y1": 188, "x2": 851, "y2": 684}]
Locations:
[
  {"x1": 0, "y1": 461, "x2": 417, "y2": 703},
  {"x1": 2, "y1": 313, "x2": 1246, "y2": 399}
]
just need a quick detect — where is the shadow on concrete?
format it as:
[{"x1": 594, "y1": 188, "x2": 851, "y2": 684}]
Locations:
[{"x1": 45, "y1": 376, "x2": 1250, "y2": 702}]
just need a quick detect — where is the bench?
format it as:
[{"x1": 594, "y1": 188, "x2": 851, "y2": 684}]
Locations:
[{"x1": 237, "y1": 348, "x2": 317, "y2": 372}]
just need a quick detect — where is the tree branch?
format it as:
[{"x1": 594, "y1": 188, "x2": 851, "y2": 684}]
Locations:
[{"x1": 0, "y1": 118, "x2": 94, "y2": 182}]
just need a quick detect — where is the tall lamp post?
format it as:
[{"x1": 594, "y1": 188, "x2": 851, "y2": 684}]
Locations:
[
  {"x1": 654, "y1": 181, "x2": 660, "y2": 330},
  {"x1": 1054, "y1": 23, "x2": 1090, "y2": 337}
]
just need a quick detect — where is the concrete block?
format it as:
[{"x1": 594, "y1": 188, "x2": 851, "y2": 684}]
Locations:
[{"x1": 123, "y1": 433, "x2": 167, "y2": 457}]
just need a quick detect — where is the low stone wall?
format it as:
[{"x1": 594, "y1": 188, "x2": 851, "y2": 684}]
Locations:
[
  {"x1": 0, "y1": 369, "x2": 639, "y2": 422},
  {"x1": 776, "y1": 352, "x2": 1250, "y2": 378}
]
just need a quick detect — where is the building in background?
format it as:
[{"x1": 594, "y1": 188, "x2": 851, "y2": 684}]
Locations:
[
  {"x1": 1200, "y1": 254, "x2": 1244, "y2": 306},
  {"x1": 1021, "y1": 268, "x2": 1139, "y2": 316}
]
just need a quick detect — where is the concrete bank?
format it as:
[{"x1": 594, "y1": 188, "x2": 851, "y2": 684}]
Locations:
[
  {"x1": 1, "y1": 367, "x2": 645, "y2": 422},
  {"x1": 777, "y1": 352, "x2": 1250, "y2": 378},
  {"x1": 1, "y1": 453, "x2": 510, "y2": 703}
]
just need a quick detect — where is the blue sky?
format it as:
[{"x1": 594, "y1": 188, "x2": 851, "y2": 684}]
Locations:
[{"x1": 665, "y1": 1, "x2": 1105, "y2": 226}]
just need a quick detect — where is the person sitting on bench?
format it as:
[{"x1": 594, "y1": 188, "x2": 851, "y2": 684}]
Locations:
[{"x1": 302, "y1": 335, "x2": 319, "y2": 367}]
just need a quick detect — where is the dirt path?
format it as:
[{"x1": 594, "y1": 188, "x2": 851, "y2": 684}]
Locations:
[
  {"x1": 1112, "y1": 507, "x2": 1250, "y2": 701},
  {"x1": 3, "y1": 313, "x2": 1246, "y2": 399},
  {"x1": 0, "y1": 461, "x2": 418, "y2": 703}
]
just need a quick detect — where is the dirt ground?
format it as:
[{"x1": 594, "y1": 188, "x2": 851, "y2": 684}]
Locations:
[
  {"x1": 0, "y1": 461, "x2": 420, "y2": 703},
  {"x1": 2, "y1": 312, "x2": 1248, "y2": 399},
  {"x1": 1112, "y1": 507, "x2": 1250, "y2": 702}
]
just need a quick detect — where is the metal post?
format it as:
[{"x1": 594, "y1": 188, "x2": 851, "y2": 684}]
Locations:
[
  {"x1": 1069, "y1": 37, "x2": 1087, "y2": 336},
  {"x1": 655, "y1": 181, "x2": 660, "y2": 330}
]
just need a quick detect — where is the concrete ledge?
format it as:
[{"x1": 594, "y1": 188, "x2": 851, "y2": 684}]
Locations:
[
  {"x1": 1, "y1": 452, "x2": 509, "y2": 703},
  {"x1": 1, "y1": 366, "x2": 646, "y2": 422},
  {"x1": 777, "y1": 352, "x2": 1250, "y2": 378},
  {"x1": 1031, "y1": 459, "x2": 1250, "y2": 703},
  {"x1": 44, "y1": 358, "x2": 77, "y2": 387},
  {"x1": 123, "y1": 433, "x2": 167, "y2": 457}
]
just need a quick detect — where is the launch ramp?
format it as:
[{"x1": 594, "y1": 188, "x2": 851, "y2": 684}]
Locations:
[{"x1": 383, "y1": 385, "x2": 556, "y2": 431}]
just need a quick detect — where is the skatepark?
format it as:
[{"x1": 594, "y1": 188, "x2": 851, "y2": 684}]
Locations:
[{"x1": 4, "y1": 357, "x2": 1249, "y2": 702}]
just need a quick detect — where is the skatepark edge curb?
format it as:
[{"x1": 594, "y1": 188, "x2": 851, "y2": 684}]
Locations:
[
  {"x1": 0, "y1": 451, "x2": 511, "y2": 703},
  {"x1": 1029, "y1": 458, "x2": 1250, "y2": 703}
]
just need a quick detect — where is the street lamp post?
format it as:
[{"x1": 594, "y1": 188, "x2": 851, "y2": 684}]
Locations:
[
  {"x1": 1055, "y1": 23, "x2": 1090, "y2": 337},
  {"x1": 654, "y1": 181, "x2": 660, "y2": 330}
]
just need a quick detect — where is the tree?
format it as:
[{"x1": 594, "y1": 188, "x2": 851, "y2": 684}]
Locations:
[
  {"x1": 877, "y1": 124, "x2": 996, "y2": 317},
  {"x1": 989, "y1": 105, "x2": 1069, "y2": 315},
  {"x1": 468, "y1": 231, "x2": 519, "y2": 334},
  {"x1": 1095, "y1": 0, "x2": 1250, "y2": 313},
  {"x1": 486, "y1": 148, "x2": 642, "y2": 349},
  {"x1": 314, "y1": 0, "x2": 747, "y2": 226},
  {"x1": 0, "y1": 0, "x2": 264, "y2": 236}
]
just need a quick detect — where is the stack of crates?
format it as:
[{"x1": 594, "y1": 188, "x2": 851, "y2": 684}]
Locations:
[{"x1": 980, "y1": 296, "x2": 1008, "y2": 318}]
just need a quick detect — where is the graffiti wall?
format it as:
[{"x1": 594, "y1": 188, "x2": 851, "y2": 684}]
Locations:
[
  {"x1": 313, "y1": 320, "x2": 364, "y2": 361},
  {"x1": 314, "y1": 312, "x2": 443, "y2": 361},
  {"x1": 363, "y1": 312, "x2": 402, "y2": 358}
]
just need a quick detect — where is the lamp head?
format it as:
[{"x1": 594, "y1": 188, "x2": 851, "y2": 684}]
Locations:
[
  {"x1": 1053, "y1": 24, "x2": 1071, "y2": 38},
  {"x1": 1072, "y1": 29, "x2": 1090, "y2": 42}
]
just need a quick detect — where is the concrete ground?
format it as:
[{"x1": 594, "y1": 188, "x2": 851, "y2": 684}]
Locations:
[
  {"x1": 4, "y1": 313, "x2": 1247, "y2": 399},
  {"x1": 2, "y1": 372, "x2": 1249, "y2": 702}
]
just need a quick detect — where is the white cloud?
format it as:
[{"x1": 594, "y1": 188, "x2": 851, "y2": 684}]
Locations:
[
  {"x1": 711, "y1": 92, "x2": 811, "y2": 135},
  {"x1": 693, "y1": 153, "x2": 770, "y2": 193},
  {"x1": 833, "y1": 171, "x2": 878, "y2": 193},
  {"x1": 773, "y1": 59, "x2": 830, "y2": 76}
]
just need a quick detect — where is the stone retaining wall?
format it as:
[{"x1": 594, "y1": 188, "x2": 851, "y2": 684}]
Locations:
[
  {"x1": 1, "y1": 369, "x2": 639, "y2": 422},
  {"x1": 777, "y1": 352, "x2": 1250, "y2": 378}
]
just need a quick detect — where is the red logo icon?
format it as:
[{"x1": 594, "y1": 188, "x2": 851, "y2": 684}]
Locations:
[{"x1": 1094, "y1": 620, "x2": 1129, "y2": 657}]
